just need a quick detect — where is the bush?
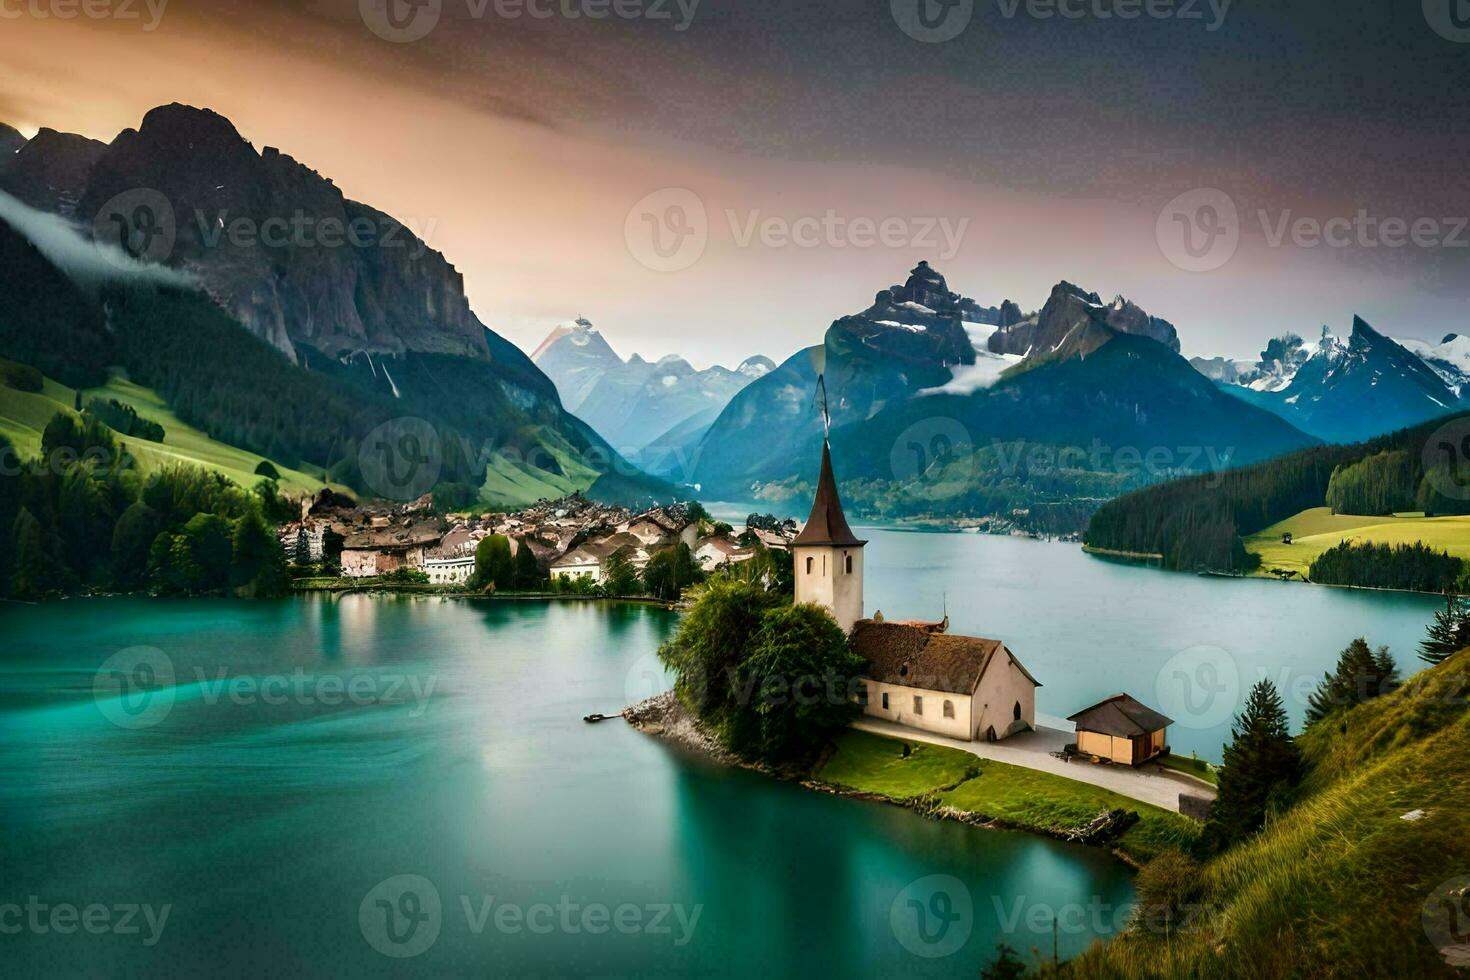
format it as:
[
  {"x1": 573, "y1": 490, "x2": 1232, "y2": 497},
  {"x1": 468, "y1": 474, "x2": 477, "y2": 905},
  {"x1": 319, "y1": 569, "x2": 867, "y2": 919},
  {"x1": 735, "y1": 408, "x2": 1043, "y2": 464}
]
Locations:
[
  {"x1": 2, "y1": 362, "x2": 42, "y2": 392},
  {"x1": 254, "y1": 460, "x2": 281, "y2": 479},
  {"x1": 85, "y1": 397, "x2": 165, "y2": 443}
]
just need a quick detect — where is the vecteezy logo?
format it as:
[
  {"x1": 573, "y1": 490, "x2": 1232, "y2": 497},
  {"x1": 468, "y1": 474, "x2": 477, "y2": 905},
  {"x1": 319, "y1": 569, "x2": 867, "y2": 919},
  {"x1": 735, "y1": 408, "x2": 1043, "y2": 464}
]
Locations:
[
  {"x1": 890, "y1": 874, "x2": 972, "y2": 959},
  {"x1": 625, "y1": 651, "x2": 672, "y2": 706},
  {"x1": 624, "y1": 188, "x2": 708, "y2": 273},
  {"x1": 890, "y1": 0, "x2": 974, "y2": 43},
  {"x1": 358, "y1": 418, "x2": 443, "y2": 502},
  {"x1": 1423, "y1": 874, "x2": 1470, "y2": 968},
  {"x1": 93, "y1": 646, "x2": 176, "y2": 729},
  {"x1": 890, "y1": 417, "x2": 975, "y2": 494},
  {"x1": 359, "y1": 874, "x2": 442, "y2": 958},
  {"x1": 1156, "y1": 188, "x2": 1239, "y2": 273},
  {"x1": 1424, "y1": 0, "x2": 1470, "y2": 42},
  {"x1": 1155, "y1": 645, "x2": 1239, "y2": 730},
  {"x1": 1421, "y1": 417, "x2": 1470, "y2": 501},
  {"x1": 360, "y1": 0, "x2": 443, "y2": 43},
  {"x1": 93, "y1": 189, "x2": 177, "y2": 268}
]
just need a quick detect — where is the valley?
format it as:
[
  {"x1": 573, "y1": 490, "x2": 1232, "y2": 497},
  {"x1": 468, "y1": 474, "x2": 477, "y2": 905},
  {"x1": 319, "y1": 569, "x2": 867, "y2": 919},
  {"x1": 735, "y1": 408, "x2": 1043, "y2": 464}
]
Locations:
[{"x1": 1245, "y1": 507, "x2": 1470, "y2": 582}]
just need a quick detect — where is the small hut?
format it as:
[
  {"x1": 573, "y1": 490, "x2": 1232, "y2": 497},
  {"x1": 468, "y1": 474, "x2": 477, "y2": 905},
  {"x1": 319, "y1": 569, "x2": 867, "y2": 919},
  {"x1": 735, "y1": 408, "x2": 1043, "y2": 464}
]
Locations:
[{"x1": 1067, "y1": 694, "x2": 1173, "y2": 766}]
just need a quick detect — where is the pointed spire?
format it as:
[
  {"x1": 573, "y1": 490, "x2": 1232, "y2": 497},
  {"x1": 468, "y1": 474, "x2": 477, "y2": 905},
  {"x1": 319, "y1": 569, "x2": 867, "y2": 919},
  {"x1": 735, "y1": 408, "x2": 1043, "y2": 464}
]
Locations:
[{"x1": 792, "y1": 439, "x2": 865, "y2": 548}]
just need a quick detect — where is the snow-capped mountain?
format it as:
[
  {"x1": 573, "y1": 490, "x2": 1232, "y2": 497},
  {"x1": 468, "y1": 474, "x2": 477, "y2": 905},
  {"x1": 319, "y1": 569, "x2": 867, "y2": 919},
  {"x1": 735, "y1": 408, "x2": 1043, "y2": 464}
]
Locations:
[
  {"x1": 532, "y1": 318, "x2": 773, "y2": 451},
  {"x1": 682, "y1": 262, "x2": 1312, "y2": 498},
  {"x1": 1396, "y1": 333, "x2": 1470, "y2": 394},
  {"x1": 1197, "y1": 319, "x2": 1464, "y2": 444}
]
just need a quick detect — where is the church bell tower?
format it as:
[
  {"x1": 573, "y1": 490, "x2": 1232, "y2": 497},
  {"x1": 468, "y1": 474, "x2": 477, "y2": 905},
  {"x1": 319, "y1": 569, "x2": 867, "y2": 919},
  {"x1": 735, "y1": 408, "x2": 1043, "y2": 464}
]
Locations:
[{"x1": 792, "y1": 438, "x2": 866, "y2": 633}]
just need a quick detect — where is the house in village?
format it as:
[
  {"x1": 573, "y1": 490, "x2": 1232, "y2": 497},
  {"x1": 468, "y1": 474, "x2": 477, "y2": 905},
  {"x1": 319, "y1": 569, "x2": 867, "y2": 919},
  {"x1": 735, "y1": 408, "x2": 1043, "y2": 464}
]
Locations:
[
  {"x1": 792, "y1": 438, "x2": 1042, "y2": 742},
  {"x1": 340, "y1": 522, "x2": 444, "y2": 578},
  {"x1": 1067, "y1": 694, "x2": 1173, "y2": 766},
  {"x1": 549, "y1": 532, "x2": 650, "y2": 585},
  {"x1": 694, "y1": 535, "x2": 754, "y2": 571}
]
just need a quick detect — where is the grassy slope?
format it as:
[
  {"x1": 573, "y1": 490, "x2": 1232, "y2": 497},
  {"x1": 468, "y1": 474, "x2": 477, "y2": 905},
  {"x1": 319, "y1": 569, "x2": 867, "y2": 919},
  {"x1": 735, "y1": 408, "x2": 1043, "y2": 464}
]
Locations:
[
  {"x1": 1068, "y1": 648, "x2": 1470, "y2": 979},
  {"x1": 817, "y1": 730, "x2": 1199, "y2": 865},
  {"x1": 0, "y1": 366, "x2": 337, "y2": 496},
  {"x1": 1245, "y1": 506, "x2": 1470, "y2": 580}
]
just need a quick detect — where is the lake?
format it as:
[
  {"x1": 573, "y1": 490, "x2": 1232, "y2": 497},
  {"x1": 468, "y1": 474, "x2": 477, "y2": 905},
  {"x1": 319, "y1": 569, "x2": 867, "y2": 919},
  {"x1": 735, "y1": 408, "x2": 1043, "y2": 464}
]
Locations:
[{"x1": 0, "y1": 529, "x2": 1440, "y2": 976}]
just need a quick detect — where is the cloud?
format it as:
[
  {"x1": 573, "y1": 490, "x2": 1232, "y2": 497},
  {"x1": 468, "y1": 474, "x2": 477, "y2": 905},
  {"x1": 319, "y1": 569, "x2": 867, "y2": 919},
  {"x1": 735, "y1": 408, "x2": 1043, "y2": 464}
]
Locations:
[{"x1": 0, "y1": 190, "x2": 194, "y2": 292}]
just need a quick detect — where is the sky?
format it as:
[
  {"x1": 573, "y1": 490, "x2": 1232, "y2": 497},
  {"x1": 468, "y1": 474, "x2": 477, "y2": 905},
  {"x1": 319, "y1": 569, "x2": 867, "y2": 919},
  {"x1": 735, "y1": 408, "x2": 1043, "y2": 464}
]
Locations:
[{"x1": 3, "y1": 0, "x2": 1469, "y2": 368}]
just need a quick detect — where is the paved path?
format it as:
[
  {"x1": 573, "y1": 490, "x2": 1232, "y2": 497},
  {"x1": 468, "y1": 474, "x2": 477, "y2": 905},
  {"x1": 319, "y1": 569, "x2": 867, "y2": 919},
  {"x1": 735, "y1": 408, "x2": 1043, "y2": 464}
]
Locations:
[{"x1": 851, "y1": 717, "x2": 1216, "y2": 814}]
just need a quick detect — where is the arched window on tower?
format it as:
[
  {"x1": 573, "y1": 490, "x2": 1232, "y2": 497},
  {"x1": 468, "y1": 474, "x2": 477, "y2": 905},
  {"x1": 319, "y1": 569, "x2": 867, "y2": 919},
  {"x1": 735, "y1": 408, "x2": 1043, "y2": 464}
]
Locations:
[
  {"x1": 845, "y1": 554, "x2": 853, "y2": 574},
  {"x1": 805, "y1": 556, "x2": 813, "y2": 574},
  {"x1": 1013, "y1": 701, "x2": 1022, "y2": 722}
]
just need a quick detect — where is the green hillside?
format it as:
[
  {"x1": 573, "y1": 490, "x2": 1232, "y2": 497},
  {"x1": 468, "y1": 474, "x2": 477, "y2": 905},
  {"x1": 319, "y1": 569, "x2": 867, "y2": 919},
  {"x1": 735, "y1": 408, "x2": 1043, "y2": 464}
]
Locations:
[
  {"x1": 1247, "y1": 507, "x2": 1470, "y2": 580},
  {"x1": 1064, "y1": 649, "x2": 1470, "y2": 978},
  {"x1": 0, "y1": 362, "x2": 338, "y2": 496}
]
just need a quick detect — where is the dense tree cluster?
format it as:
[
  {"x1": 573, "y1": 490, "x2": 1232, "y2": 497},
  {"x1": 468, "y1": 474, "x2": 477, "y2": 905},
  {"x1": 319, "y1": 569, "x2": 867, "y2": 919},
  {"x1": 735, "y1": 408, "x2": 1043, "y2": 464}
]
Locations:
[
  {"x1": 1086, "y1": 415, "x2": 1470, "y2": 571},
  {"x1": 1324, "y1": 451, "x2": 1417, "y2": 515},
  {"x1": 656, "y1": 578, "x2": 865, "y2": 762},
  {"x1": 85, "y1": 397, "x2": 166, "y2": 444},
  {"x1": 0, "y1": 413, "x2": 291, "y2": 599},
  {"x1": 1308, "y1": 540, "x2": 1462, "y2": 593}
]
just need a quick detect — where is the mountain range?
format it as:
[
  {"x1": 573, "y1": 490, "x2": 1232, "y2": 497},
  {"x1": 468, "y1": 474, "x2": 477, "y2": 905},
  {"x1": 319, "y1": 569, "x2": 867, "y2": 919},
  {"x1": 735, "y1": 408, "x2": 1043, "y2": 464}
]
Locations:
[
  {"x1": 531, "y1": 318, "x2": 773, "y2": 452},
  {"x1": 0, "y1": 104, "x2": 670, "y2": 508},
  {"x1": 666, "y1": 263, "x2": 1315, "y2": 523},
  {"x1": 1190, "y1": 320, "x2": 1468, "y2": 444}
]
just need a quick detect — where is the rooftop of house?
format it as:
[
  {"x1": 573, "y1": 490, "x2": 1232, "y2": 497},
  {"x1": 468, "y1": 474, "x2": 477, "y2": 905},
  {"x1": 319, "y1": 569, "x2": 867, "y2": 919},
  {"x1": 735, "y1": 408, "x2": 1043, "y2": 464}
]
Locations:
[
  {"x1": 1067, "y1": 694, "x2": 1174, "y2": 738},
  {"x1": 850, "y1": 619, "x2": 1039, "y2": 695}
]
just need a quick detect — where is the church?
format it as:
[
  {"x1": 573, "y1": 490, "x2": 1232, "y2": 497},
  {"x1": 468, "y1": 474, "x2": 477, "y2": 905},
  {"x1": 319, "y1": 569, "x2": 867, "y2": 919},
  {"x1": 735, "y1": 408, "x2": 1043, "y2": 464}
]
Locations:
[{"x1": 792, "y1": 438, "x2": 1042, "y2": 743}]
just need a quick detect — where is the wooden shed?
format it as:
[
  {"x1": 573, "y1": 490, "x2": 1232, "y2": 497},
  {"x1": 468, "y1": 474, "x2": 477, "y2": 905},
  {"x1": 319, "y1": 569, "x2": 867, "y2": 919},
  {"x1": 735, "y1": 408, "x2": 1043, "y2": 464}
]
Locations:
[{"x1": 1067, "y1": 694, "x2": 1173, "y2": 766}]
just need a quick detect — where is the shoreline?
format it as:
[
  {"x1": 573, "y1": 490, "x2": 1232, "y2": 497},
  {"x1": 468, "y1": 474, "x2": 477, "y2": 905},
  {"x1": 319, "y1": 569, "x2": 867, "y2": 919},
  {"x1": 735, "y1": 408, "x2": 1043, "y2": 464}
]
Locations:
[{"x1": 623, "y1": 691, "x2": 1152, "y2": 869}]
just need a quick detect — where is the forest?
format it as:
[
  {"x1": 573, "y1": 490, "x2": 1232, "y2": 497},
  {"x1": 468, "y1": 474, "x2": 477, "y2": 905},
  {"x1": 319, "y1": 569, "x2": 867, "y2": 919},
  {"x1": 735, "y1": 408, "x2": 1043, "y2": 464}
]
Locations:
[
  {"x1": 1307, "y1": 540, "x2": 1463, "y2": 593},
  {"x1": 1085, "y1": 417, "x2": 1470, "y2": 573}
]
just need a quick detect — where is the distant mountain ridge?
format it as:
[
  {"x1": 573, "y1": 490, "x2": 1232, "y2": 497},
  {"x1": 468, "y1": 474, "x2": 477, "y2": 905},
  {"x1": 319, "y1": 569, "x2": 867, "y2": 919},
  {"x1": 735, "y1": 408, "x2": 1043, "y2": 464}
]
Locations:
[
  {"x1": 1191, "y1": 319, "x2": 1466, "y2": 444},
  {"x1": 533, "y1": 317, "x2": 773, "y2": 451}
]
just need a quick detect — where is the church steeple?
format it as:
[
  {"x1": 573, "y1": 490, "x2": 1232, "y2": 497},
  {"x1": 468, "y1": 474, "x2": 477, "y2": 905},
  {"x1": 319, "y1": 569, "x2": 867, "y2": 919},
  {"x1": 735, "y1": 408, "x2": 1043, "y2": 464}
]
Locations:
[
  {"x1": 793, "y1": 435, "x2": 866, "y2": 633},
  {"x1": 792, "y1": 440, "x2": 865, "y2": 548}
]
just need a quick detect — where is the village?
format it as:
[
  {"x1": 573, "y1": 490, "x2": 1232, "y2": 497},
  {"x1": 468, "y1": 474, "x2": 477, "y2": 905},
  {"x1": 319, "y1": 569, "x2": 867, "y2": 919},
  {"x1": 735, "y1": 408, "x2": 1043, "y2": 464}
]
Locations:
[{"x1": 275, "y1": 490, "x2": 799, "y2": 589}]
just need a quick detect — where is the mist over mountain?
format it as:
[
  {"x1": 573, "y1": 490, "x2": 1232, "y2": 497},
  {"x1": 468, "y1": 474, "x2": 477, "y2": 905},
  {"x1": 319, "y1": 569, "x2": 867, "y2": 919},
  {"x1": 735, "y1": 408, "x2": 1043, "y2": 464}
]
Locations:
[{"x1": 0, "y1": 104, "x2": 673, "y2": 508}]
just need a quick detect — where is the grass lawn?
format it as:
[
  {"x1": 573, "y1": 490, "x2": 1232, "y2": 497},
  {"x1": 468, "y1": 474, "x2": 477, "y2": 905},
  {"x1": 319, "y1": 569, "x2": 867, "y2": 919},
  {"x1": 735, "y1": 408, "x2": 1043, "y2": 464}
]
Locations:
[
  {"x1": 1, "y1": 364, "x2": 340, "y2": 496},
  {"x1": 1156, "y1": 753, "x2": 1218, "y2": 786},
  {"x1": 818, "y1": 730, "x2": 1200, "y2": 865},
  {"x1": 1244, "y1": 506, "x2": 1470, "y2": 581}
]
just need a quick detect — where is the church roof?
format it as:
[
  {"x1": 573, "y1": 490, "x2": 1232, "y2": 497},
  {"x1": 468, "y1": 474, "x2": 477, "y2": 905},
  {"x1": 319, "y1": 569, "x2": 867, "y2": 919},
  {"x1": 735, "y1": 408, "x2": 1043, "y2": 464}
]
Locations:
[
  {"x1": 792, "y1": 440, "x2": 865, "y2": 548},
  {"x1": 1067, "y1": 694, "x2": 1173, "y2": 737},
  {"x1": 850, "y1": 620, "x2": 1040, "y2": 695}
]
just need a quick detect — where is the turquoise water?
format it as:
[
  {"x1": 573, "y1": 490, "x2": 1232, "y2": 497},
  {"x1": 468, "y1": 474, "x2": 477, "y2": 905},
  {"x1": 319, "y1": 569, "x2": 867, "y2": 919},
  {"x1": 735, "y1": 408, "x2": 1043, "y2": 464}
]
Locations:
[
  {"x1": 0, "y1": 529, "x2": 1440, "y2": 975},
  {"x1": 0, "y1": 591, "x2": 1134, "y2": 977}
]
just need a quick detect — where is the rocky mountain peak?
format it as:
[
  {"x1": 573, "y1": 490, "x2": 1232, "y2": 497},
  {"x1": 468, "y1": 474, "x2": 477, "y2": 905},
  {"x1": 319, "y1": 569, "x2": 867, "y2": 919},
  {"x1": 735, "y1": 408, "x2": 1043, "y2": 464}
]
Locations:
[
  {"x1": 0, "y1": 123, "x2": 26, "y2": 157},
  {"x1": 989, "y1": 280, "x2": 1179, "y2": 359},
  {"x1": 738, "y1": 355, "x2": 776, "y2": 379},
  {"x1": 0, "y1": 128, "x2": 108, "y2": 216}
]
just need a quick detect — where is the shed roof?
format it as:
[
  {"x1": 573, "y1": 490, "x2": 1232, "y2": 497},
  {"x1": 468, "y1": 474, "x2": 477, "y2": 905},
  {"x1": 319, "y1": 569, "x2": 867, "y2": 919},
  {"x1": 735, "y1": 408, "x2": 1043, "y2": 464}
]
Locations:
[{"x1": 1067, "y1": 694, "x2": 1174, "y2": 737}]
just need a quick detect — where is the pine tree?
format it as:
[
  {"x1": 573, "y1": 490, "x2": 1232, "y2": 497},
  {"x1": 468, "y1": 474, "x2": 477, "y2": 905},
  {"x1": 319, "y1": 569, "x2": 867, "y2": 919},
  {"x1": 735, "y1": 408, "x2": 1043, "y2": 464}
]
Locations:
[
  {"x1": 1420, "y1": 594, "x2": 1470, "y2": 665},
  {"x1": 1204, "y1": 680, "x2": 1303, "y2": 852},
  {"x1": 513, "y1": 538, "x2": 540, "y2": 589},
  {"x1": 1306, "y1": 638, "x2": 1398, "y2": 725}
]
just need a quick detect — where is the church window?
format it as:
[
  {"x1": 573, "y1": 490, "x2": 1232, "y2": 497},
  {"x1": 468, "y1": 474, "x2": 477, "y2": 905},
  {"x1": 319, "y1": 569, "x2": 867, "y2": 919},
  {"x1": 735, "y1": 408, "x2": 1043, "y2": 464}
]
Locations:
[
  {"x1": 881, "y1": 693, "x2": 889, "y2": 710},
  {"x1": 943, "y1": 700, "x2": 954, "y2": 719},
  {"x1": 913, "y1": 696, "x2": 923, "y2": 714},
  {"x1": 1013, "y1": 701, "x2": 1022, "y2": 722},
  {"x1": 856, "y1": 684, "x2": 868, "y2": 707},
  {"x1": 845, "y1": 554, "x2": 853, "y2": 574},
  {"x1": 805, "y1": 557, "x2": 813, "y2": 574}
]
